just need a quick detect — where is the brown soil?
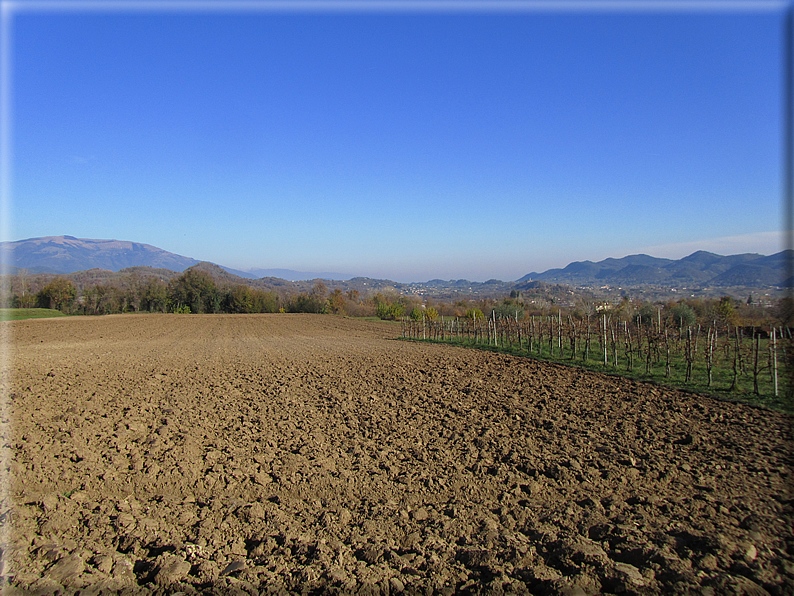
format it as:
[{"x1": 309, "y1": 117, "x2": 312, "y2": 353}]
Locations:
[{"x1": 2, "y1": 314, "x2": 792, "y2": 595}]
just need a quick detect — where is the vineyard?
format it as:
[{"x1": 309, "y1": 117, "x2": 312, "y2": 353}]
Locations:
[{"x1": 401, "y1": 312, "x2": 793, "y2": 412}]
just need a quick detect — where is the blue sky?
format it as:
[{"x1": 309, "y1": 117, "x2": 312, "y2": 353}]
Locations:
[{"x1": 3, "y1": 1, "x2": 788, "y2": 282}]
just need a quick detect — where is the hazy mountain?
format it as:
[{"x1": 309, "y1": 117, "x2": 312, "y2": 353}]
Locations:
[
  {"x1": 1, "y1": 236, "x2": 789, "y2": 289},
  {"x1": 242, "y1": 268, "x2": 355, "y2": 281},
  {"x1": 1, "y1": 236, "x2": 201, "y2": 273},
  {"x1": 518, "y1": 250, "x2": 791, "y2": 287},
  {"x1": 0, "y1": 236, "x2": 353, "y2": 281},
  {"x1": 708, "y1": 263, "x2": 785, "y2": 287}
]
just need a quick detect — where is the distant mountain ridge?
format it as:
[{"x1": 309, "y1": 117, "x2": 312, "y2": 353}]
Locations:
[
  {"x1": 0, "y1": 236, "x2": 355, "y2": 281},
  {"x1": 1, "y1": 236, "x2": 201, "y2": 274},
  {"x1": 518, "y1": 250, "x2": 791, "y2": 287},
  {"x1": 0, "y1": 236, "x2": 789, "y2": 287},
  {"x1": 242, "y1": 267, "x2": 355, "y2": 282}
]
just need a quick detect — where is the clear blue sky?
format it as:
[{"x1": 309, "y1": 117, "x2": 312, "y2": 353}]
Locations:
[{"x1": 4, "y1": 1, "x2": 788, "y2": 282}]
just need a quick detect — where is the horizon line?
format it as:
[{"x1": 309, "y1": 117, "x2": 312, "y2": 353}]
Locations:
[{"x1": 0, "y1": 234, "x2": 788, "y2": 284}]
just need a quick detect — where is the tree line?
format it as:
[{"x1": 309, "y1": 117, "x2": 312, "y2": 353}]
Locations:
[
  {"x1": 5, "y1": 268, "x2": 791, "y2": 333},
  {"x1": 9, "y1": 269, "x2": 425, "y2": 317},
  {"x1": 14, "y1": 271, "x2": 309, "y2": 315}
]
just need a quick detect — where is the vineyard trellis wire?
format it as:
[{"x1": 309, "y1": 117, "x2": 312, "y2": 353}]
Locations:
[{"x1": 400, "y1": 312, "x2": 792, "y2": 408}]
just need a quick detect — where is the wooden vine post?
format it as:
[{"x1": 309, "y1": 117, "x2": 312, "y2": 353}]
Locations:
[
  {"x1": 611, "y1": 325, "x2": 617, "y2": 367},
  {"x1": 771, "y1": 328, "x2": 778, "y2": 397},
  {"x1": 603, "y1": 314, "x2": 608, "y2": 366},
  {"x1": 706, "y1": 326, "x2": 714, "y2": 388},
  {"x1": 729, "y1": 325, "x2": 739, "y2": 391},
  {"x1": 517, "y1": 313, "x2": 522, "y2": 350},
  {"x1": 558, "y1": 310, "x2": 563, "y2": 357},
  {"x1": 752, "y1": 329, "x2": 761, "y2": 395},
  {"x1": 493, "y1": 310, "x2": 498, "y2": 347},
  {"x1": 625, "y1": 320, "x2": 633, "y2": 371}
]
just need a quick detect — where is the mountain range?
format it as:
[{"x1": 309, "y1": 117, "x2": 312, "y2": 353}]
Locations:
[
  {"x1": 519, "y1": 250, "x2": 792, "y2": 288},
  {"x1": 1, "y1": 235, "x2": 790, "y2": 288},
  {"x1": 0, "y1": 236, "x2": 354, "y2": 281}
]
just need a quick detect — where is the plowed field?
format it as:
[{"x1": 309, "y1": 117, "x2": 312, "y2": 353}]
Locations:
[{"x1": 2, "y1": 314, "x2": 792, "y2": 595}]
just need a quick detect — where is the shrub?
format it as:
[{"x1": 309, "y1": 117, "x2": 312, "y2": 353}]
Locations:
[
  {"x1": 493, "y1": 302, "x2": 524, "y2": 321},
  {"x1": 376, "y1": 301, "x2": 404, "y2": 320},
  {"x1": 465, "y1": 308, "x2": 484, "y2": 322},
  {"x1": 634, "y1": 303, "x2": 656, "y2": 327},
  {"x1": 328, "y1": 289, "x2": 346, "y2": 315},
  {"x1": 288, "y1": 293, "x2": 325, "y2": 313},
  {"x1": 670, "y1": 303, "x2": 696, "y2": 327}
]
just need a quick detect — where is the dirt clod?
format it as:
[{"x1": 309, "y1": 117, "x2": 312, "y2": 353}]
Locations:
[{"x1": 3, "y1": 313, "x2": 792, "y2": 594}]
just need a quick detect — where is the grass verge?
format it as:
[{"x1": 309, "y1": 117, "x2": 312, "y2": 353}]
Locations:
[
  {"x1": 346, "y1": 316, "x2": 401, "y2": 324},
  {"x1": 0, "y1": 308, "x2": 69, "y2": 321}
]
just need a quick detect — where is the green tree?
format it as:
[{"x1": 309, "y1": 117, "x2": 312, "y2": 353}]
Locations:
[
  {"x1": 465, "y1": 308, "x2": 484, "y2": 322},
  {"x1": 372, "y1": 293, "x2": 405, "y2": 320},
  {"x1": 168, "y1": 270, "x2": 218, "y2": 314},
  {"x1": 715, "y1": 296, "x2": 738, "y2": 325},
  {"x1": 81, "y1": 285, "x2": 102, "y2": 315},
  {"x1": 289, "y1": 293, "x2": 325, "y2": 313},
  {"x1": 611, "y1": 296, "x2": 633, "y2": 322},
  {"x1": 141, "y1": 278, "x2": 169, "y2": 313},
  {"x1": 633, "y1": 303, "x2": 656, "y2": 327},
  {"x1": 283, "y1": 281, "x2": 329, "y2": 314},
  {"x1": 376, "y1": 299, "x2": 404, "y2": 320},
  {"x1": 123, "y1": 272, "x2": 143, "y2": 312},
  {"x1": 670, "y1": 303, "x2": 696, "y2": 327},
  {"x1": 37, "y1": 278, "x2": 76, "y2": 312},
  {"x1": 493, "y1": 301, "x2": 524, "y2": 320},
  {"x1": 774, "y1": 296, "x2": 794, "y2": 327},
  {"x1": 84, "y1": 283, "x2": 124, "y2": 314},
  {"x1": 328, "y1": 289, "x2": 346, "y2": 315},
  {"x1": 251, "y1": 289, "x2": 279, "y2": 313},
  {"x1": 227, "y1": 285, "x2": 255, "y2": 313}
]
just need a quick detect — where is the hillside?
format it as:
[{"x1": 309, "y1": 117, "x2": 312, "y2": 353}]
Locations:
[
  {"x1": 0, "y1": 236, "x2": 200, "y2": 273},
  {"x1": 0, "y1": 236, "x2": 357, "y2": 281},
  {"x1": 518, "y1": 250, "x2": 791, "y2": 288}
]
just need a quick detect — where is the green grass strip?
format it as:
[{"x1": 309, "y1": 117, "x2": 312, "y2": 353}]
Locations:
[{"x1": 0, "y1": 308, "x2": 69, "y2": 321}]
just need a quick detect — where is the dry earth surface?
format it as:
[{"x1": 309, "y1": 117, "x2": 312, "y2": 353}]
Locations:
[{"x1": 1, "y1": 313, "x2": 792, "y2": 595}]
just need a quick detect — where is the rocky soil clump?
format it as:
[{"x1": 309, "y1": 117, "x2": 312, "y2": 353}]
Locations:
[{"x1": 2, "y1": 313, "x2": 792, "y2": 595}]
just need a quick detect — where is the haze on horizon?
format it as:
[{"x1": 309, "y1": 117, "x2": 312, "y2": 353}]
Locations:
[{"x1": 4, "y1": 2, "x2": 787, "y2": 283}]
